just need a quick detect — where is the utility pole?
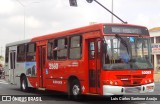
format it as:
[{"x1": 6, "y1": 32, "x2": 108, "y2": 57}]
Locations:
[
  {"x1": 15, "y1": 0, "x2": 39, "y2": 39},
  {"x1": 111, "y1": 0, "x2": 113, "y2": 23},
  {"x1": 16, "y1": 0, "x2": 25, "y2": 39}
]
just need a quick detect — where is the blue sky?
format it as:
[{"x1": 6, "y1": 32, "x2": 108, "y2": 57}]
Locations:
[{"x1": 0, "y1": 0, "x2": 160, "y2": 56}]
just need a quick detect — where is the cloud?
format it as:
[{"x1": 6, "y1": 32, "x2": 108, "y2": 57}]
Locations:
[
  {"x1": 0, "y1": 0, "x2": 16, "y2": 14},
  {"x1": 149, "y1": 15, "x2": 160, "y2": 29},
  {"x1": 26, "y1": 16, "x2": 42, "y2": 28},
  {"x1": 8, "y1": 15, "x2": 24, "y2": 25},
  {"x1": 134, "y1": 14, "x2": 150, "y2": 27}
]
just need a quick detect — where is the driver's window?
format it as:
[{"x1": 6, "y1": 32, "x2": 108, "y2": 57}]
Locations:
[
  {"x1": 113, "y1": 39, "x2": 120, "y2": 59},
  {"x1": 137, "y1": 41, "x2": 143, "y2": 57},
  {"x1": 104, "y1": 37, "x2": 130, "y2": 64},
  {"x1": 105, "y1": 38, "x2": 120, "y2": 62},
  {"x1": 105, "y1": 39, "x2": 112, "y2": 62}
]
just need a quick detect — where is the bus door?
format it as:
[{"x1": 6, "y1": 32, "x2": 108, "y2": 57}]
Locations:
[
  {"x1": 88, "y1": 38, "x2": 101, "y2": 94},
  {"x1": 9, "y1": 47, "x2": 17, "y2": 84},
  {"x1": 37, "y1": 45, "x2": 47, "y2": 88}
]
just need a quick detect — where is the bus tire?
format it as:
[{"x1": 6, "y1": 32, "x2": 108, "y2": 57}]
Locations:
[
  {"x1": 70, "y1": 79, "x2": 81, "y2": 100},
  {"x1": 20, "y1": 76, "x2": 29, "y2": 92}
]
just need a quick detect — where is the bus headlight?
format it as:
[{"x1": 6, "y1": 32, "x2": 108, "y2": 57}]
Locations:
[
  {"x1": 114, "y1": 81, "x2": 118, "y2": 85},
  {"x1": 149, "y1": 79, "x2": 152, "y2": 83},
  {"x1": 102, "y1": 80, "x2": 120, "y2": 86},
  {"x1": 102, "y1": 80, "x2": 119, "y2": 85},
  {"x1": 145, "y1": 80, "x2": 148, "y2": 83},
  {"x1": 144, "y1": 79, "x2": 153, "y2": 84},
  {"x1": 110, "y1": 81, "x2": 113, "y2": 85}
]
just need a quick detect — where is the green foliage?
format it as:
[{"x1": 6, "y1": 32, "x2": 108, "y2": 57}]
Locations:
[{"x1": 0, "y1": 56, "x2": 4, "y2": 61}]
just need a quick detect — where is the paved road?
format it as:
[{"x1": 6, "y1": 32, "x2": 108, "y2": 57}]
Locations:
[{"x1": 0, "y1": 79, "x2": 160, "y2": 104}]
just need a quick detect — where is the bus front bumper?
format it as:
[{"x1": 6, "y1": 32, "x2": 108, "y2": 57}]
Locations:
[{"x1": 103, "y1": 83, "x2": 154, "y2": 95}]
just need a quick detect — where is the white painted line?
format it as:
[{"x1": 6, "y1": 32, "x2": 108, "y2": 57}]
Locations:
[
  {"x1": 0, "y1": 82, "x2": 8, "y2": 84},
  {"x1": 0, "y1": 81, "x2": 8, "y2": 84}
]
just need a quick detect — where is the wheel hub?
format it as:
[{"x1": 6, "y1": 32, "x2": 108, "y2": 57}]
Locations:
[{"x1": 72, "y1": 85, "x2": 80, "y2": 95}]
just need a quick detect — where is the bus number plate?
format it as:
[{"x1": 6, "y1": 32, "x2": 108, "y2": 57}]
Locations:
[
  {"x1": 142, "y1": 71, "x2": 151, "y2": 75},
  {"x1": 49, "y1": 63, "x2": 58, "y2": 70}
]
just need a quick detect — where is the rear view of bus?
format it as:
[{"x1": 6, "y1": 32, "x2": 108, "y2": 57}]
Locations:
[{"x1": 101, "y1": 24, "x2": 154, "y2": 95}]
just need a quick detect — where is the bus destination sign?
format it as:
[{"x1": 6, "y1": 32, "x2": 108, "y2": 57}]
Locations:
[{"x1": 103, "y1": 25, "x2": 149, "y2": 35}]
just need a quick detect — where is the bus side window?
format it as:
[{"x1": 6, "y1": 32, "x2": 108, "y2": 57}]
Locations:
[
  {"x1": 48, "y1": 39, "x2": 54, "y2": 60},
  {"x1": 26, "y1": 43, "x2": 36, "y2": 61},
  {"x1": 53, "y1": 40, "x2": 58, "y2": 60},
  {"x1": 17, "y1": 44, "x2": 26, "y2": 62},
  {"x1": 69, "y1": 35, "x2": 82, "y2": 59},
  {"x1": 57, "y1": 38, "x2": 68, "y2": 60}
]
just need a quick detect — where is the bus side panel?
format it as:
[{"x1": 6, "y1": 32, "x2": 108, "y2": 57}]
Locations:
[
  {"x1": 15, "y1": 62, "x2": 26, "y2": 87},
  {"x1": 24, "y1": 61, "x2": 38, "y2": 88},
  {"x1": 44, "y1": 60, "x2": 85, "y2": 93},
  {"x1": 44, "y1": 61, "x2": 70, "y2": 92},
  {"x1": 27, "y1": 77, "x2": 38, "y2": 88}
]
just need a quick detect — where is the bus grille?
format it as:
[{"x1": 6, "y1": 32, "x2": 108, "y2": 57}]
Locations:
[{"x1": 116, "y1": 75, "x2": 146, "y2": 86}]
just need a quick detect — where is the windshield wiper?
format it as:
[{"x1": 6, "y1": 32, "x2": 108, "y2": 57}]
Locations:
[{"x1": 115, "y1": 34, "x2": 129, "y2": 54}]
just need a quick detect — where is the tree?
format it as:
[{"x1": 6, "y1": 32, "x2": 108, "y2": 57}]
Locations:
[
  {"x1": 0, "y1": 56, "x2": 4, "y2": 61},
  {"x1": 0, "y1": 56, "x2": 4, "y2": 65}
]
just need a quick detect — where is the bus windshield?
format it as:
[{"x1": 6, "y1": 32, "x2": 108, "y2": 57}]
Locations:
[{"x1": 103, "y1": 35, "x2": 153, "y2": 70}]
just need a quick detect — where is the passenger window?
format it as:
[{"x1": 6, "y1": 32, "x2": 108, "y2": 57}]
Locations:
[
  {"x1": 17, "y1": 44, "x2": 26, "y2": 62},
  {"x1": 53, "y1": 38, "x2": 68, "y2": 60},
  {"x1": 69, "y1": 35, "x2": 82, "y2": 59},
  {"x1": 26, "y1": 43, "x2": 36, "y2": 61},
  {"x1": 48, "y1": 39, "x2": 54, "y2": 60},
  {"x1": 53, "y1": 40, "x2": 58, "y2": 60}
]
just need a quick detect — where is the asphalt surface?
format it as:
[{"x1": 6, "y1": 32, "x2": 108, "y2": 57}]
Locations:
[{"x1": 0, "y1": 79, "x2": 160, "y2": 104}]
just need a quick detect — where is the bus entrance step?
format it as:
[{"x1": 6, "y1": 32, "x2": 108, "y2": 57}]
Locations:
[{"x1": 38, "y1": 88, "x2": 46, "y2": 91}]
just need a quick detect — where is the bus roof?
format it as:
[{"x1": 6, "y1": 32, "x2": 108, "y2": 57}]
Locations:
[
  {"x1": 6, "y1": 23, "x2": 148, "y2": 46},
  {"x1": 31, "y1": 23, "x2": 103, "y2": 42},
  {"x1": 6, "y1": 39, "x2": 31, "y2": 47},
  {"x1": 32, "y1": 23, "x2": 147, "y2": 42}
]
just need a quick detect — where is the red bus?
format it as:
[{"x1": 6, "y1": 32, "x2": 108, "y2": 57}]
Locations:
[{"x1": 5, "y1": 23, "x2": 154, "y2": 99}]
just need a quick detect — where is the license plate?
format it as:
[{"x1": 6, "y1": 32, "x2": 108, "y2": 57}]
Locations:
[
  {"x1": 125, "y1": 87, "x2": 141, "y2": 93},
  {"x1": 147, "y1": 86, "x2": 154, "y2": 90}
]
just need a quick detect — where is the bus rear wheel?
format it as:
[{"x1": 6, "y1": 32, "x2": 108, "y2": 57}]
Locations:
[
  {"x1": 70, "y1": 79, "x2": 81, "y2": 100},
  {"x1": 20, "y1": 76, "x2": 29, "y2": 92}
]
